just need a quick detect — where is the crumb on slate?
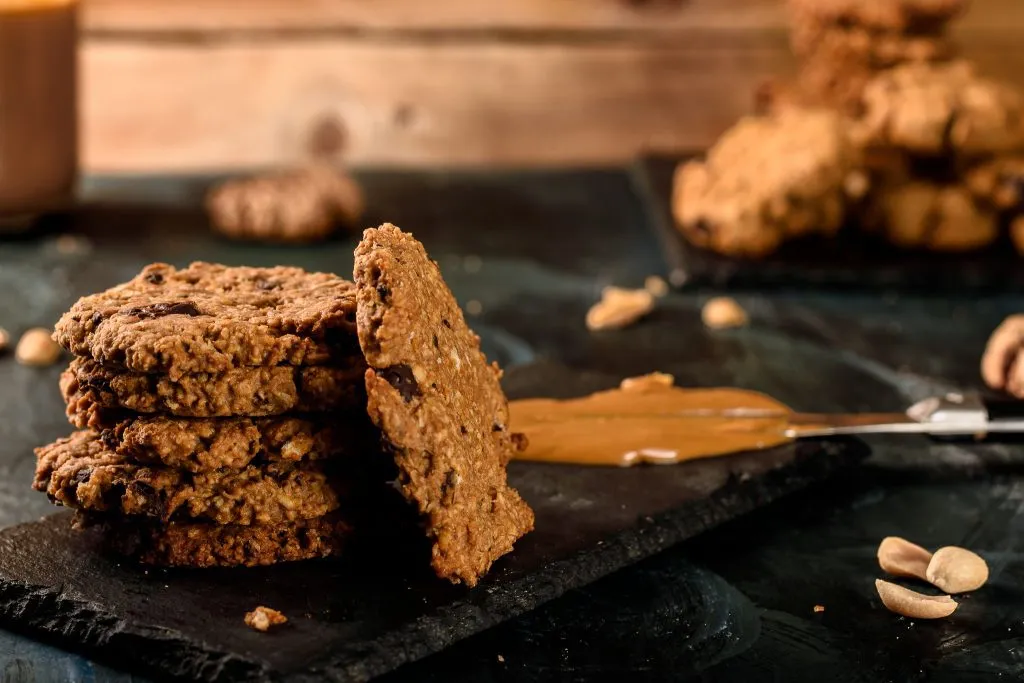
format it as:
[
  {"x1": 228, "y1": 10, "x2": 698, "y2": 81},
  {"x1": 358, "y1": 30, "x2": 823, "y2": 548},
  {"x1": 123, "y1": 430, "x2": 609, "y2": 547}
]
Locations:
[
  {"x1": 245, "y1": 606, "x2": 288, "y2": 632},
  {"x1": 586, "y1": 286, "x2": 655, "y2": 331},
  {"x1": 813, "y1": 604, "x2": 825, "y2": 613},
  {"x1": 701, "y1": 297, "x2": 748, "y2": 330},
  {"x1": 644, "y1": 275, "x2": 669, "y2": 298}
]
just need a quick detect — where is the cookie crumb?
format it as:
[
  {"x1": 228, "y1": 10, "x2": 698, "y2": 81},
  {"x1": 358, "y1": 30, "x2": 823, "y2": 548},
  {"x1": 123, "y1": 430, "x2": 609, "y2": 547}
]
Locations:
[
  {"x1": 813, "y1": 604, "x2": 825, "y2": 613},
  {"x1": 702, "y1": 297, "x2": 748, "y2": 329},
  {"x1": 54, "y1": 233, "x2": 92, "y2": 256},
  {"x1": 620, "y1": 372, "x2": 674, "y2": 392},
  {"x1": 466, "y1": 299, "x2": 483, "y2": 316},
  {"x1": 586, "y1": 286, "x2": 655, "y2": 331},
  {"x1": 245, "y1": 606, "x2": 288, "y2": 632},
  {"x1": 644, "y1": 275, "x2": 669, "y2": 298},
  {"x1": 15, "y1": 328, "x2": 61, "y2": 366},
  {"x1": 497, "y1": 654, "x2": 505, "y2": 663}
]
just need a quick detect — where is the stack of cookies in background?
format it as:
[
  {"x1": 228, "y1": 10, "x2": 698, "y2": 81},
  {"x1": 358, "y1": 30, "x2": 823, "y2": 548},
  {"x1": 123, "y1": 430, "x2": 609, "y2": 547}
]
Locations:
[
  {"x1": 33, "y1": 263, "x2": 374, "y2": 568},
  {"x1": 674, "y1": 0, "x2": 1024, "y2": 259}
]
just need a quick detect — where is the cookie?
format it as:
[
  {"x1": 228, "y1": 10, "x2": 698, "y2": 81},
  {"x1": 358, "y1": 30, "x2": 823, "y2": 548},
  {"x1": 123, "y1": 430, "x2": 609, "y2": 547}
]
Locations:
[
  {"x1": 787, "y1": 0, "x2": 968, "y2": 31},
  {"x1": 672, "y1": 108, "x2": 862, "y2": 258},
  {"x1": 354, "y1": 224, "x2": 534, "y2": 587},
  {"x1": 54, "y1": 262, "x2": 360, "y2": 378},
  {"x1": 965, "y1": 156, "x2": 1024, "y2": 212},
  {"x1": 206, "y1": 164, "x2": 364, "y2": 244},
  {"x1": 98, "y1": 414, "x2": 374, "y2": 473},
  {"x1": 78, "y1": 511, "x2": 353, "y2": 568},
  {"x1": 866, "y1": 181, "x2": 998, "y2": 250},
  {"x1": 34, "y1": 430, "x2": 342, "y2": 525},
  {"x1": 61, "y1": 357, "x2": 367, "y2": 423},
  {"x1": 857, "y1": 61, "x2": 1024, "y2": 157},
  {"x1": 790, "y1": 18, "x2": 954, "y2": 68}
]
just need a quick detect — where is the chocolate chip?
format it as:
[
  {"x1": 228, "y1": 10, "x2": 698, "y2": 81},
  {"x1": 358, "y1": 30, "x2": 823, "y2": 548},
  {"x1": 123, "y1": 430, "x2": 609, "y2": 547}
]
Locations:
[
  {"x1": 255, "y1": 278, "x2": 279, "y2": 291},
  {"x1": 72, "y1": 468, "x2": 92, "y2": 485},
  {"x1": 80, "y1": 375, "x2": 112, "y2": 393},
  {"x1": 432, "y1": 334, "x2": 439, "y2": 349},
  {"x1": 99, "y1": 430, "x2": 119, "y2": 449},
  {"x1": 145, "y1": 272, "x2": 164, "y2": 285},
  {"x1": 123, "y1": 301, "x2": 202, "y2": 319},
  {"x1": 511, "y1": 432, "x2": 529, "y2": 452},
  {"x1": 90, "y1": 312, "x2": 105, "y2": 327},
  {"x1": 376, "y1": 284, "x2": 391, "y2": 301},
  {"x1": 459, "y1": 425, "x2": 468, "y2": 435},
  {"x1": 380, "y1": 364, "x2": 421, "y2": 402},
  {"x1": 441, "y1": 319, "x2": 452, "y2": 329},
  {"x1": 492, "y1": 422, "x2": 506, "y2": 432}
]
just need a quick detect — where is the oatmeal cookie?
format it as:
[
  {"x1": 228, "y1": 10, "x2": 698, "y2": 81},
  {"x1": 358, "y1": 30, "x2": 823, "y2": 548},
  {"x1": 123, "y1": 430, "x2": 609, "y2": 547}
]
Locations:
[
  {"x1": 79, "y1": 511, "x2": 353, "y2": 568},
  {"x1": 54, "y1": 262, "x2": 360, "y2": 378},
  {"x1": 857, "y1": 62, "x2": 1024, "y2": 157},
  {"x1": 61, "y1": 357, "x2": 367, "y2": 423},
  {"x1": 867, "y1": 181, "x2": 998, "y2": 251},
  {"x1": 672, "y1": 108, "x2": 862, "y2": 258},
  {"x1": 97, "y1": 414, "x2": 373, "y2": 472},
  {"x1": 354, "y1": 224, "x2": 534, "y2": 586},
  {"x1": 34, "y1": 430, "x2": 342, "y2": 525},
  {"x1": 206, "y1": 165, "x2": 364, "y2": 244}
]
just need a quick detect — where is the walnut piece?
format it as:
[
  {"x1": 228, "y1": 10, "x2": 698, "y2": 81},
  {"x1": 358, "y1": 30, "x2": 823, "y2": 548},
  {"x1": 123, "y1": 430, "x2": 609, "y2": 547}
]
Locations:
[
  {"x1": 244, "y1": 606, "x2": 288, "y2": 632},
  {"x1": 206, "y1": 164, "x2": 364, "y2": 244}
]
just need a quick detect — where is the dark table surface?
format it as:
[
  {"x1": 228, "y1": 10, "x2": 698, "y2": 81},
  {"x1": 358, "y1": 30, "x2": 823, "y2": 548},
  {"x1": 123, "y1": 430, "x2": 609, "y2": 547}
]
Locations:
[{"x1": 1, "y1": 168, "x2": 1023, "y2": 682}]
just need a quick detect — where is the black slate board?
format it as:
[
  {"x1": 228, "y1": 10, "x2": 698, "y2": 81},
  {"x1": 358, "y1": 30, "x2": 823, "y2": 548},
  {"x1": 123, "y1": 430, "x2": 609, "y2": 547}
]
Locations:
[
  {"x1": 0, "y1": 367, "x2": 868, "y2": 683},
  {"x1": 631, "y1": 154, "x2": 1024, "y2": 292}
]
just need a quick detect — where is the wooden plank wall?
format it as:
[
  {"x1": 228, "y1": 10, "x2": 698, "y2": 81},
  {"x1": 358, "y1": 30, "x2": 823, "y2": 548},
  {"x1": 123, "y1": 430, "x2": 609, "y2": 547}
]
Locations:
[{"x1": 80, "y1": 0, "x2": 1024, "y2": 171}]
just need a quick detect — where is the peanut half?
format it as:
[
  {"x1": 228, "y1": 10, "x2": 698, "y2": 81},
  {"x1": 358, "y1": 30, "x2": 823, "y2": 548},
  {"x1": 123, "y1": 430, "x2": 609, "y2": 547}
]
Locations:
[
  {"x1": 586, "y1": 286, "x2": 655, "y2": 331},
  {"x1": 701, "y1": 297, "x2": 748, "y2": 330},
  {"x1": 926, "y1": 547, "x2": 989, "y2": 594},
  {"x1": 15, "y1": 328, "x2": 61, "y2": 367},
  {"x1": 877, "y1": 536, "x2": 932, "y2": 581},
  {"x1": 875, "y1": 579, "x2": 957, "y2": 619}
]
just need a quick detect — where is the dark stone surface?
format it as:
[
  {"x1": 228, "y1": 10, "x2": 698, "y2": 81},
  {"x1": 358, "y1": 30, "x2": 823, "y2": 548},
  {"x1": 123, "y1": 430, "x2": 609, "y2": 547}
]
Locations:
[
  {"x1": 633, "y1": 155, "x2": 1024, "y2": 292},
  {"x1": 0, "y1": 168, "x2": 1021, "y2": 682}
]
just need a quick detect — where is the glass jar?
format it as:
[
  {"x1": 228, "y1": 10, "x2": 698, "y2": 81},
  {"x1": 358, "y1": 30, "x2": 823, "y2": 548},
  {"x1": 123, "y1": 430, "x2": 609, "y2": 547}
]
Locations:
[{"x1": 0, "y1": 0, "x2": 77, "y2": 231}]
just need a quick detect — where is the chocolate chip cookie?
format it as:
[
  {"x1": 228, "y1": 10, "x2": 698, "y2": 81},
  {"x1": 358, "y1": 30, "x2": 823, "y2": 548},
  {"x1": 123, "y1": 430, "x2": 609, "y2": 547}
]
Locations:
[
  {"x1": 79, "y1": 511, "x2": 353, "y2": 568},
  {"x1": 54, "y1": 262, "x2": 360, "y2": 378},
  {"x1": 672, "y1": 108, "x2": 863, "y2": 258},
  {"x1": 866, "y1": 181, "x2": 998, "y2": 250},
  {"x1": 354, "y1": 224, "x2": 534, "y2": 586},
  {"x1": 97, "y1": 414, "x2": 373, "y2": 472},
  {"x1": 35, "y1": 430, "x2": 342, "y2": 525},
  {"x1": 61, "y1": 357, "x2": 367, "y2": 424},
  {"x1": 857, "y1": 61, "x2": 1024, "y2": 157}
]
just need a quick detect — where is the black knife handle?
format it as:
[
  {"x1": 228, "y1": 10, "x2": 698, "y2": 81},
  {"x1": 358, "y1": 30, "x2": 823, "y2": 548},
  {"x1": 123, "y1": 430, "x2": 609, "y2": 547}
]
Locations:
[{"x1": 984, "y1": 396, "x2": 1024, "y2": 421}]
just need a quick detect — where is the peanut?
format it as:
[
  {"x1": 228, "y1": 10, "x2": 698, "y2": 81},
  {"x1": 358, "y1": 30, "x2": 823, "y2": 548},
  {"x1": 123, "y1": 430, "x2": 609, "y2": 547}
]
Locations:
[
  {"x1": 877, "y1": 536, "x2": 932, "y2": 581},
  {"x1": 926, "y1": 547, "x2": 989, "y2": 594},
  {"x1": 702, "y1": 297, "x2": 748, "y2": 329},
  {"x1": 586, "y1": 286, "x2": 655, "y2": 331},
  {"x1": 644, "y1": 275, "x2": 669, "y2": 298},
  {"x1": 875, "y1": 579, "x2": 957, "y2": 619},
  {"x1": 15, "y1": 328, "x2": 61, "y2": 367},
  {"x1": 981, "y1": 314, "x2": 1024, "y2": 396}
]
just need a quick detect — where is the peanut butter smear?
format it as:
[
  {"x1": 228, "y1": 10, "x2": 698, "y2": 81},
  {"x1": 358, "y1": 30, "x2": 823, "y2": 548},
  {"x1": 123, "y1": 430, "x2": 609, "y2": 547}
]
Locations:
[{"x1": 509, "y1": 373, "x2": 795, "y2": 467}]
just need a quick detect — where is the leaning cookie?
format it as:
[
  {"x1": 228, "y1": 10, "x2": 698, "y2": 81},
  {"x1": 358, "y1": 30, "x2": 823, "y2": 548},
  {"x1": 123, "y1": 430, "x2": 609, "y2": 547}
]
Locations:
[
  {"x1": 672, "y1": 108, "x2": 865, "y2": 258},
  {"x1": 34, "y1": 430, "x2": 343, "y2": 526},
  {"x1": 354, "y1": 224, "x2": 534, "y2": 587},
  {"x1": 78, "y1": 511, "x2": 353, "y2": 568}
]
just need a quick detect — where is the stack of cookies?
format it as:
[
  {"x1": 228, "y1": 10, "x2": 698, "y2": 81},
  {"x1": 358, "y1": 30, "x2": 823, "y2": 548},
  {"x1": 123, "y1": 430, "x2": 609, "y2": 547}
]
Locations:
[
  {"x1": 785, "y1": 0, "x2": 966, "y2": 112},
  {"x1": 675, "y1": 0, "x2": 1024, "y2": 258},
  {"x1": 32, "y1": 225, "x2": 534, "y2": 587}
]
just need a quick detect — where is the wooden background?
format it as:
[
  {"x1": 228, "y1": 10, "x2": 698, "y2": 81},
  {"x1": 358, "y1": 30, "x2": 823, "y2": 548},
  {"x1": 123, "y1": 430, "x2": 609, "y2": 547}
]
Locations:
[{"x1": 80, "y1": 0, "x2": 1024, "y2": 171}]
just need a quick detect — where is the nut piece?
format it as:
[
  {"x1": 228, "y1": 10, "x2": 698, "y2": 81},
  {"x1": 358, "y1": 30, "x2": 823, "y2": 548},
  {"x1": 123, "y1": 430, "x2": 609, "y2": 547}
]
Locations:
[
  {"x1": 813, "y1": 604, "x2": 825, "y2": 613},
  {"x1": 702, "y1": 297, "x2": 748, "y2": 329},
  {"x1": 15, "y1": 328, "x2": 61, "y2": 367},
  {"x1": 877, "y1": 536, "x2": 932, "y2": 581},
  {"x1": 981, "y1": 314, "x2": 1024, "y2": 397},
  {"x1": 244, "y1": 606, "x2": 288, "y2": 632},
  {"x1": 644, "y1": 275, "x2": 669, "y2": 298},
  {"x1": 875, "y1": 579, "x2": 957, "y2": 619},
  {"x1": 926, "y1": 546, "x2": 989, "y2": 593},
  {"x1": 620, "y1": 372, "x2": 675, "y2": 392},
  {"x1": 586, "y1": 286, "x2": 655, "y2": 331}
]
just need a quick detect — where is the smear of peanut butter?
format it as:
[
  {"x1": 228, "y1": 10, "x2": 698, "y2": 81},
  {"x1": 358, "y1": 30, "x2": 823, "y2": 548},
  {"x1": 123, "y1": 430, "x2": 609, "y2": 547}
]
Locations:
[{"x1": 509, "y1": 373, "x2": 794, "y2": 467}]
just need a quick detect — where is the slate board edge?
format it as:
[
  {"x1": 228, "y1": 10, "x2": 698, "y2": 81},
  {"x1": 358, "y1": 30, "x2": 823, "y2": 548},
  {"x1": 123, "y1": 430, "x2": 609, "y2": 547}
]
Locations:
[{"x1": 0, "y1": 439, "x2": 867, "y2": 683}]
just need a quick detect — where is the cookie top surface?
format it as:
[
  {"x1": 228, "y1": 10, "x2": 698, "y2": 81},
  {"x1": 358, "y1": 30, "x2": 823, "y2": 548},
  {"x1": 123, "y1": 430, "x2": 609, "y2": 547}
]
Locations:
[
  {"x1": 354, "y1": 224, "x2": 534, "y2": 586},
  {"x1": 858, "y1": 61, "x2": 1024, "y2": 157},
  {"x1": 672, "y1": 108, "x2": 858, "y2": 257},
  {"x1": 62, "y1": 356, "x2": 367, "y2": 420},
  {"x1": 54, "y1": 262, "x2": 360, "y2": 377},
  {"x1": 787, "y1": 0, "x2": 968, "y2": 30},
  {"x1": 34, "y1": 430, "x2": 342, "y2": 525}
]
